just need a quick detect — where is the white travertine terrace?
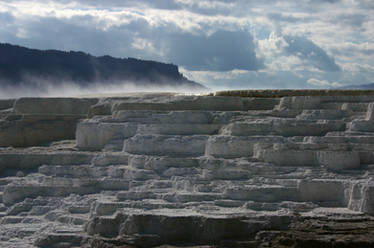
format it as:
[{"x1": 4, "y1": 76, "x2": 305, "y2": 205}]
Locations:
[{"x1": 1, "y1": 92, "x2": 374, "y2": 247}]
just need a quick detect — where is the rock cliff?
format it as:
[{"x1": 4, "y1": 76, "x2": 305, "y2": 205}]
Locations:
[
  {"x1": 0, "y1": 43, "x2": 206, "y2": 91},
  {"x1": 1, "y1": 90, "x2": 374, "y2": 247}
]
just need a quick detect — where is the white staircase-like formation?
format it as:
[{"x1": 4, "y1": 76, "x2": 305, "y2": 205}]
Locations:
[{"x1": 1, "y1": 93, "x2": 374, "y2": 247}]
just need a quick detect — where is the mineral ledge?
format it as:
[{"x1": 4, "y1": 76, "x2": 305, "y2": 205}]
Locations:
[{"x1": 0, "y1": 91, "x2": 374, "y2": 247}]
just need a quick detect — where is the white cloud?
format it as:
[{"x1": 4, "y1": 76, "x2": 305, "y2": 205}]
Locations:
[
  {"x1": 180, "y1": 68, "x2": 249, "y2": 83},
  {"x1": 131, "y1": 37, "x2": 163, "y2": 57},
  {"x1": 174, "y1": 0, "x2": 235, "y2": 9},
  {"x1": 257, "y1": 32, "x2": 340, "y2": 72},
  {"x1": 307, "y1": 78, "x2": 342, "y2": 87},
  {"x1": 257, "y1": 32, "x2": 288, "y2": 56}
]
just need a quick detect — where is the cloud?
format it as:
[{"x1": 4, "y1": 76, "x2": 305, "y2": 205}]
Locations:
[
  {"x1": 2, "y1": 16, "x2": 134, "y2": 55},
  {"x1": 331, "y1": 13, "x2": 368, "y2": 28},
  {"x1": 283, "y1": 36, "x2": 340, "y2": 72},
  {"x1": 357, "y1": 0, "x2": 374, "y2": 9},
  {"x1": 257, "y1": 32, "x2": 340, "y2": 73},
  {"x1": 0, "y1": 11, "x2": 15, "y2": 37},
  {"x1": 166, "y1": 30, "x2": 264, "y2": 71},
  {"x1": 267, "y1": 12, "x2": 314, "y2": 23},
  {"x1": 0, "y1": 11, "x2": 13, "y2": 22},
  {"x1": 183, "y1": 69, "x2": 317, "y2": 90},
  {"x1": 310, "y1": 0, "x2": 340, "y2": 3},
  {"x1": 0, "y1": 10, "x2": 263, "y2": 72},
  {"x1": 56, "y1": 0, "x2": 182, "y2": 10},
  {"x1": 307, "y1": 78, "x2": 342, "y2": 87},
  {"x1": 0, "y1": 0, "x2": 373, "y2": 91},
  {"x1": 329, "y1": 41, "x2": 374, "y2": 62}
]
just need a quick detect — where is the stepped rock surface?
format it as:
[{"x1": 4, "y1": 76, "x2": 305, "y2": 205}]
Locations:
[{"x1": 1, "y1": 90, "x2": 374, "y2": 247}]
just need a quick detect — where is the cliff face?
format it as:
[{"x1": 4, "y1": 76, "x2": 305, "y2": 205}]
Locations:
[{"x1": 0, "y1": 43, "x2": 206, "y2": 90}]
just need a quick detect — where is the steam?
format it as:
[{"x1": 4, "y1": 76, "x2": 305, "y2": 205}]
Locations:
[{"x1": 0, "y1": 79, "x2": 211, "y2": 99}]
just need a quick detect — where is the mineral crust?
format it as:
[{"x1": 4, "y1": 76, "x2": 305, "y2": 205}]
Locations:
[{"x1": 1, "y1": 91, "x2": 374, "y2": 247}]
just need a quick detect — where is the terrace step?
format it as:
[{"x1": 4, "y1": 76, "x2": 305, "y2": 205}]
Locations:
[{"x1": 123, "y1": 134, "x2": 208, "y2": 157}]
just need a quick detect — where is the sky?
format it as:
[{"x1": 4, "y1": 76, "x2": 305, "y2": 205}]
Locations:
[{"x1": 0, "y1": 0, "x2": 373, "y2": 90}]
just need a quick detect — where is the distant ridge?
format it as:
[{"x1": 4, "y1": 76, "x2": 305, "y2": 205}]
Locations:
[
  {"x1": 0, "y1": 43, "x2": 207, "y2": 91},
  {"x1": 214, "y1": 89, "x2": 374, "y2": 97},
  {"x1": 337, "y1": 83, "x2": 374, "y2": 90}
]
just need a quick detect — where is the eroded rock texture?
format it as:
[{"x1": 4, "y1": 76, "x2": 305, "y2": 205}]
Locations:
[{"x1": 1, "y1": 92, "x2": 374, "y2": 247}]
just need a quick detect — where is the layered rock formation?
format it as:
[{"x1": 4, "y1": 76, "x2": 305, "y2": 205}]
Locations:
[
  {"x1": 1, "y1": 91, "x2": 374, "y2": 247},
  {"x1": 0, "y1": 98, "x2": 97, "y2": 147}
]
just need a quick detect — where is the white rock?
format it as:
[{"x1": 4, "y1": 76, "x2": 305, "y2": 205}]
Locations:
[
  {"x1": 123, "y1": 134, "x2": 208, "y2": 156},
  {"x1": 254, "y1": 146, "x2": 317, "y2": 166},
  {"x1": 14, "y1": 98, "x2": 97, "y2": 115},
  {"x1": 205, "y1": 135, "x2": 284, "y2": 158},
  {"x1": 349, "y1": 119, "x2": 374, "y2": 132},
  {"x1": 76, "y1": 121, "x2": 137, "y2": 151},
  {"x1": 366, "y1": 102, "x2": 374, "y2": 120},
  {"x1": 224, "y1": 185, "x2": 299, "y2": 202},
  {"x1": 317, "y1": 151, "x2": 361, "y2": 171},
  {"x1": 298, "y1": 179, "x2": 345, "y2": 205},
  {"x1": 276, "y1": 96, "x2": 321, "y2": 110}
]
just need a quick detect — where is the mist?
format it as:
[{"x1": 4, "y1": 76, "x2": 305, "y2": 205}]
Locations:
[
  {"x1": 0, "y1": 80, "x2": 212, "y2": 99},
  {"x1": 0, "y1": 43, "x2": 211, "y2": 99}
]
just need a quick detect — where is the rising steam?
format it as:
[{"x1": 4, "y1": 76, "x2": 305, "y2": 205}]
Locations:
[{"x1": 0, "y1": 79, "x2": 211, "y2": 99}]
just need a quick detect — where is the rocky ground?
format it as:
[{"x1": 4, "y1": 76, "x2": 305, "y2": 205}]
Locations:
[{"x1": 1, "y1": 91, "x2": 374, "y2": 247}]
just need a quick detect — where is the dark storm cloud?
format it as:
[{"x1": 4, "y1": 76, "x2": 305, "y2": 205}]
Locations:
[
  {"x1": 167, "y1": 30, "x2": 264, "y2": 71},
  {"x1": 284, "y1": 36, "x2": 340, "y2": 71}
]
